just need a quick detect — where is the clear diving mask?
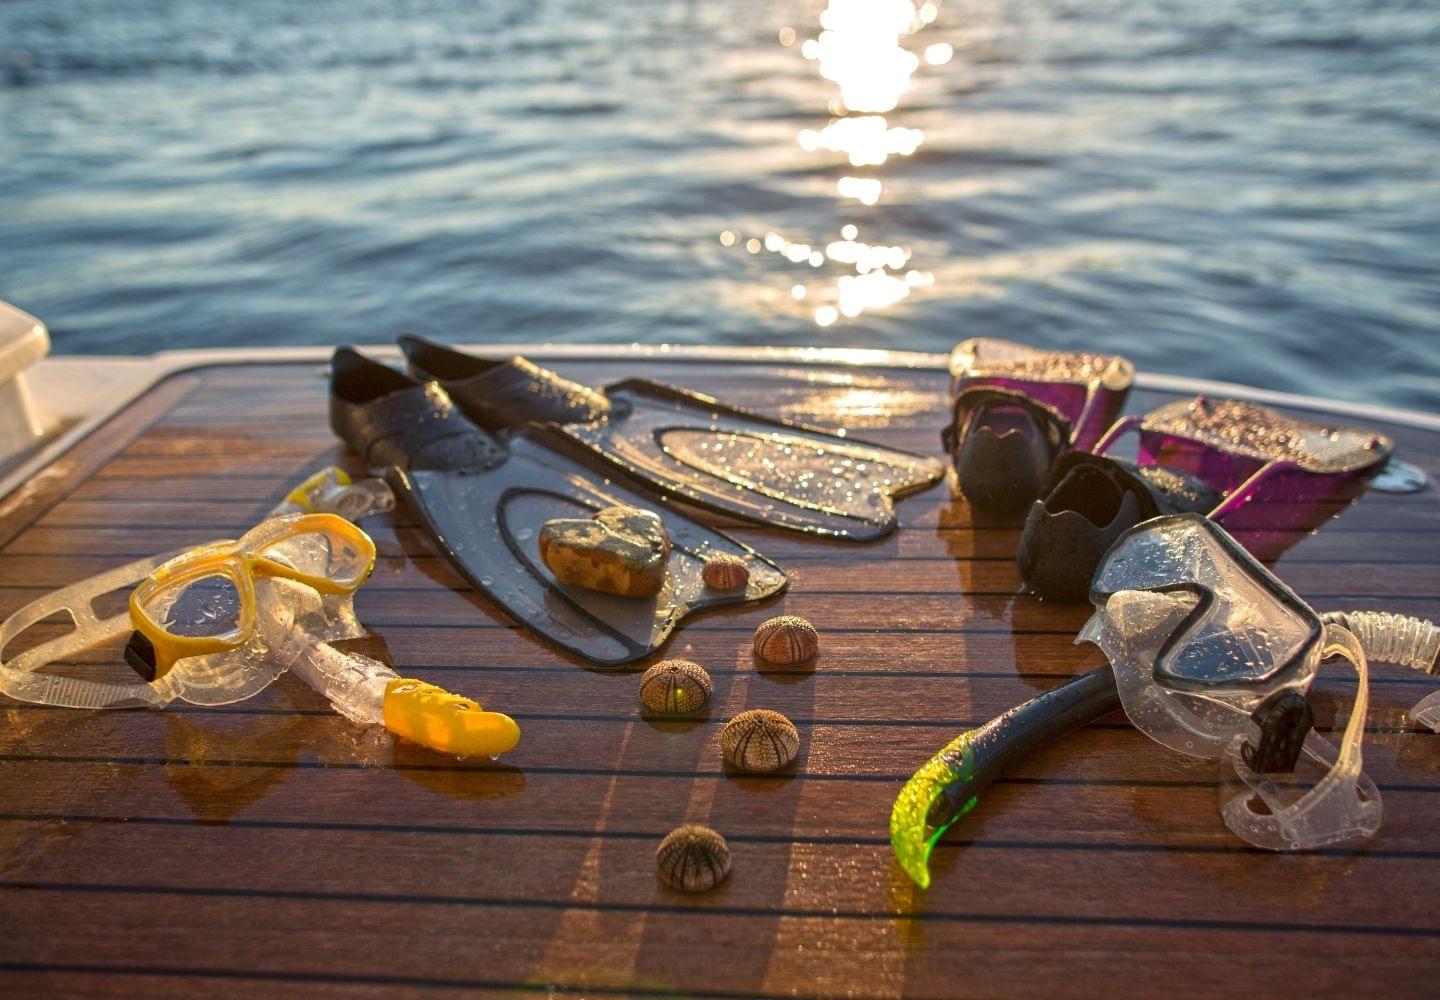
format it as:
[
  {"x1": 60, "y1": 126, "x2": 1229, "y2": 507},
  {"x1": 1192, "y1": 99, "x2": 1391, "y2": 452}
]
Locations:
[
  {"x1": 891, "y1": 513, "x2": 1439, "y2": 887},
  {"x1": 0, "y1": 472, "x2": 519, "y2": 758},
  {"x1": 1085, "y1": 514, "x2": 1389, "y2": 852}
]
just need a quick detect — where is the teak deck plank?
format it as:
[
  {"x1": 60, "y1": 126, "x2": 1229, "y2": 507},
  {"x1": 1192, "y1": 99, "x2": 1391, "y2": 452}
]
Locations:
[{"x1": 3, "y1": 357, "x2": 1440, "y2": 997}]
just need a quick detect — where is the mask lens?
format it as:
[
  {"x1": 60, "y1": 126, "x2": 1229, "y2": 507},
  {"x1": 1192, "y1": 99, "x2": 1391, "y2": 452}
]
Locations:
[
  {"x1": 1093, "y1": 517, "x2": 1200, "y2": 594},
  {"x1": 1167, "y1": 592, "x2": 1308, "y2": 686},
  {"x1": 258, "y1": 524, "x2": 372, "y2": 589},
  {"x1": 137, "y1": 571, "x2": 245, "y2": 641},
  {"x1": 1096, "y1": 516, "x2": 1316, "y2": 688}
]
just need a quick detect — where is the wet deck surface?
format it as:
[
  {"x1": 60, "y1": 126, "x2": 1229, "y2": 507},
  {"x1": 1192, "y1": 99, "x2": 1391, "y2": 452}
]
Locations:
[{"x1": 2, "y1": 358, "x2": 1439, "y2": 997}]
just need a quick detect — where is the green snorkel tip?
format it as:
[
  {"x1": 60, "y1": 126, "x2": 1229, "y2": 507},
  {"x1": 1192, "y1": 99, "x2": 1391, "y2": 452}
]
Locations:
[
  {"x1": 888, "y1": 667, "x2": 1123, "y2": 890},
  {"x1": 890, "y1": 730, "x2": 978, "y2": 890}
]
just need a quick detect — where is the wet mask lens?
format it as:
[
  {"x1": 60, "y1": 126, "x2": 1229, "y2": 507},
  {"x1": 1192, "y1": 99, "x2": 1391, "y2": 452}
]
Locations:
[
  {"x1": 1087, "y1": 514, "x2": 1326, "y2": 766},
  {"x1": 1092, "y1": 519, "x2": 1200, "y2": 595},
  {"x1": 1095, "y1": 516, "x2": 1317, "y2": 690},
  {"x1": 1167, "y1": 608, "x2": 1306, "y2": 687},
  {"x1": 255, "y1": 521, "x2": 373, "y2": 590},
  {"x1": 160, "y1": 574, "x2": 243, "y2": 637},
  {"x1": 137, "y1": 570, "x2": 246, "y2": 643}
]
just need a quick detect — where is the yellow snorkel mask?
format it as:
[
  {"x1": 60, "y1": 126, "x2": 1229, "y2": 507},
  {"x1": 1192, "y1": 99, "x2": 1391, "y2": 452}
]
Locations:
[
  {"x1": 128, "y1": 512, "x2": 376, "y2": 678},
  {"x1": 0, "y1": 471, "x2": 519, "y2": 759}
]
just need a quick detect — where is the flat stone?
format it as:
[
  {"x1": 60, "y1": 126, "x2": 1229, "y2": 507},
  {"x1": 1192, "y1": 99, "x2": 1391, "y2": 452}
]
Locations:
[{"x1": 539, "y1": 505, "x2": 671, "y2": 598}]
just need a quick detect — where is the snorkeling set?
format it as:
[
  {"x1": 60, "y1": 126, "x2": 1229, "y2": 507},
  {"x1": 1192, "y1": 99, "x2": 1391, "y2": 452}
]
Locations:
[
  {"x1": 0, "y1": 467, "x2": 520, "y2": 757},
  {"x1": 894, "y1": 338, "x2": 1436, "y2": 887},
  {"x1": 1, "y1": 333, "x2": 1434, "y2": 877}
]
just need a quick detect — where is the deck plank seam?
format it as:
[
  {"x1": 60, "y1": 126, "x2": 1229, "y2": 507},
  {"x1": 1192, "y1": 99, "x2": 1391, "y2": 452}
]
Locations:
[{"x1": 5, "y1": 881, "x2": 1439, "y2": 937}]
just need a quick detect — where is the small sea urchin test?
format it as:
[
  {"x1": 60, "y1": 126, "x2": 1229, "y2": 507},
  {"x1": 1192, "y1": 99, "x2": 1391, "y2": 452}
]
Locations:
[
  {"x1": 753, "y1": 615, "x2": 818, "y2": 665},
  {"x1": 638, "y1": 659, "x2": 713, "y2": 714},
  {"x1": 721, "y1": 708, "x2": 800, "y2": 772},
  {"x1": 702, "y1": 553, "x2": 749, "y2": 590},
  {"x1": 656, "y1": 824, "x2": 731, "y2": 892}
]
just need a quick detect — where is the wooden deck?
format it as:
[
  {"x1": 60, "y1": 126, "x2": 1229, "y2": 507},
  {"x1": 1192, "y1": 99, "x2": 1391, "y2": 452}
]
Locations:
[{"x1": 2, "y1": 356, "x2": 1439, "y2": 997}]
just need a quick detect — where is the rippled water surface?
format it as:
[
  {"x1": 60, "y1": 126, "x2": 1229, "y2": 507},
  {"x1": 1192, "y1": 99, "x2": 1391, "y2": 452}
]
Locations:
[{"x1": 3, "y1": 0, "x2": 1437, "y2": 410}]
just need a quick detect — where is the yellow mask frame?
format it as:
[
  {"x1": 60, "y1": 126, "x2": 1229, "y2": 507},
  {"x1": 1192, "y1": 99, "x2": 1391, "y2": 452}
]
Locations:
[{"x1": 128, "y1": 513, "x2": 376, "y2": 677}]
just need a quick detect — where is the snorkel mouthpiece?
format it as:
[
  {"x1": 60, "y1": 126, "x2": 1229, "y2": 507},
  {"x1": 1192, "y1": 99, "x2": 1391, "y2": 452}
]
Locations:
[
  {"x1": 1239, "y1": 691, "x2": 1313, "y2": 775},
  {"x1": 383, "y1": 678, "x2": 521, "y2": 758}
]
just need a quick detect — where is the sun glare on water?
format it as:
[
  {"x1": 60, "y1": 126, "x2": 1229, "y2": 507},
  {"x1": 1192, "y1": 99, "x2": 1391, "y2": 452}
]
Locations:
[{"x1": 720, "y1": 1, "x2": 946, "y2": 328}]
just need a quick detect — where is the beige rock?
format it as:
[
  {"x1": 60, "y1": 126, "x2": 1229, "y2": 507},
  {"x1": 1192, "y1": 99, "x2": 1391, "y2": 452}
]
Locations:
[{"x1": 539, "y1": 505, "x2": 670, "y2": 598}]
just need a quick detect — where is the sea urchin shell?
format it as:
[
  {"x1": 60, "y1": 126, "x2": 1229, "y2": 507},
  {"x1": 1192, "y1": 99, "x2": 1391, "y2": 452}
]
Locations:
[
  {"x1": 753, "y1": 615, "x2": 818, "y2": 665},
  {"x1": 721, "y1": 709, "x2": 800, "y2": 772},
  {"x1": 702, "y1": 553, "x2": 749, "y2": 590},
  {"x1": 656, "y1": 824, "x2": 731, "y2": 892},
  {"x1": 638, "y1": 659, "x2": 713, "y2": 715}
]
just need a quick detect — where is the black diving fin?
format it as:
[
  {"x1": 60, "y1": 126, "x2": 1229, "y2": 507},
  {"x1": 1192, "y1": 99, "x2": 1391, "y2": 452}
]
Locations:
[
  {"x1": 1016, "y1": 452, "x2": 1218, "y2": 600},
  {"x1": 329, "y1": 348, "x2": 788, "y2": 667},
  {"x1": 397, "y1": 335, "x2": 945, "y2": 541}
]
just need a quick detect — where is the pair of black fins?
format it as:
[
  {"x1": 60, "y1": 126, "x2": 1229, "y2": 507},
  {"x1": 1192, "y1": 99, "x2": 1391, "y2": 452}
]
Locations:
[
  {"x1": 944, "y1": 338, "x2": 1406, "y2": 599},
  {"x1": 330, "y1": 338, "x2": 943, "y2": 666}
]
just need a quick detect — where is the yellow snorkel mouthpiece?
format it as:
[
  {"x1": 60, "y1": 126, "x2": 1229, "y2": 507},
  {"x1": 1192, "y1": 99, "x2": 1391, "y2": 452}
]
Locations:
[{"x1": 383, "y1": 678, "x2": 522, "y2": 757}]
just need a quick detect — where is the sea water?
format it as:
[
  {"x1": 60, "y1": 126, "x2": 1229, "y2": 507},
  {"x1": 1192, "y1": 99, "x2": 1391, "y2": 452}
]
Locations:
[{"x1": 2, "y1": 0, "x2": 1437, "y2": 410}]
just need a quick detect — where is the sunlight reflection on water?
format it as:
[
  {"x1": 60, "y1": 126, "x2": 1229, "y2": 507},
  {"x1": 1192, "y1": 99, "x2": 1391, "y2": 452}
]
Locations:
[
  {"x1": 2, "y1": 0, "x2": 1437, "y2": 410},
  {"x1": 726, "y1": 0, "x2": 943, "y2": 327}
]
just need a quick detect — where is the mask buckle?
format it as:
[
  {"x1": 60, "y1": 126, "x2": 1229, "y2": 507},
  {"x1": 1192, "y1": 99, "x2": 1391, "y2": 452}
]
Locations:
[{"x1": 1240, "y1": 690, "x2": 1313, "y2": 774}]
